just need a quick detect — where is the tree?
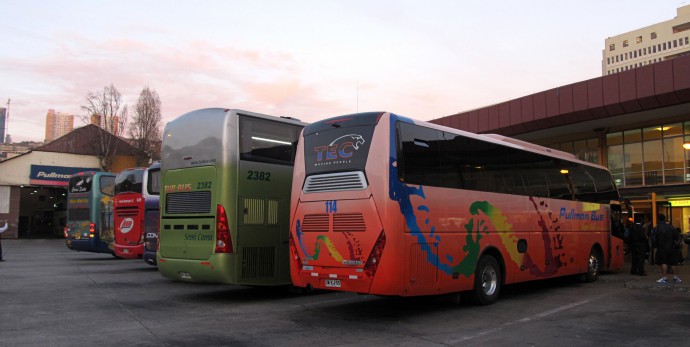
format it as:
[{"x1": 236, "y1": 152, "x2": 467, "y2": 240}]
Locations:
[
  {"x1": 80, "y1": 83, "x2": 128, "y2": 171},
  {"x1": 129, "y1": 86, "x2": 162, "y2": 165}
]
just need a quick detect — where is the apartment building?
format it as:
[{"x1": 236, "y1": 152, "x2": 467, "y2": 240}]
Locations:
[
  {"x1": 44, "y1": 109, "x2": 74, "y2": 143},
  {"x1": 603, "y1": 5, "x2": 690, "y2": 75}
]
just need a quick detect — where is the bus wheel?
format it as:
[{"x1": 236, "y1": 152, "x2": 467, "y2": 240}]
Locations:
[
  {"x1": 583, "y1": 249, "x2": 601, "y2": 283},
  {"x1": 467, "y1": 255, "x2": 501, "y2": 305}
]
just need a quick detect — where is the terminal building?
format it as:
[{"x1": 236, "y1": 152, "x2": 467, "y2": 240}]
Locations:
[
  {"x1": 431, "y1": 52, "x2": 690, "y2": 231},
  {"x1": 0, "y1": 125, "x2": 141, "y2": 239}
]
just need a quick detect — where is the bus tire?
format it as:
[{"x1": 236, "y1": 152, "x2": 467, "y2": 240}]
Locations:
[
  {"x1": 467, "y1": 255, "x2": 501, "y2": 306},
  {"x1": 583, "y1": 248, "x2": 601, "y2": 283}
]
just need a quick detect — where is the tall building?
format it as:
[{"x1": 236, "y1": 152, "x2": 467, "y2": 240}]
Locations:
[
  {"x1": 0, "y1": 107, "x2": 6, "y2": 144},
  {"x1": 44, "y1": 109, "x2": 74, "y2": 143},
  {"x1": 90, "y1": 114, "x2": 120, "y2": 136},
  {"x1": 603, "y1": 5, "x2": 690, "y2": 75}
]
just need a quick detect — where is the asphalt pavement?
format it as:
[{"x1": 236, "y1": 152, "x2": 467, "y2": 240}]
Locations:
[{"x1": 605, "y1": 252, "x2": 690, "y2": 292}]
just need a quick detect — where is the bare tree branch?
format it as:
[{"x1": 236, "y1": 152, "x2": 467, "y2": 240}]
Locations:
[
  {"x1": 80, "y1": 83, "x2": 129, "y2": 170},
  {"x1": 129, "y1": 86, "x2": 162, "y2": 165}
]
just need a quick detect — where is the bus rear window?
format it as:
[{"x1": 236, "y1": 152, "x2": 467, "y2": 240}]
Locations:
[
  {"x1": 69, "y1": 176, "x2": 93, "y2": 193},
  {"x1": 239, "y1": 115, "x2": 303, "y2": 165},
  {"x1": 115, "y1": 169, "x2": 144, "y2": 194}
]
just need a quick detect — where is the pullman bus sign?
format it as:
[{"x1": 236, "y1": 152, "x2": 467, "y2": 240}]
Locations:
[{"x1": 30, "y1": 165, "x2": 100, "y2": 186}]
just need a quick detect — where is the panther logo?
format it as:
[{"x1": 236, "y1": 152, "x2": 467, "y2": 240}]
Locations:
[{"x1": 329, "y1": 134, "x2": 366, "y2": 149}]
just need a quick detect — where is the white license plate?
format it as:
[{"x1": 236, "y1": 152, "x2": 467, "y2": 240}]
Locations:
[
  {"x1": 123, "y1": 249, "x2": 130, "y2": 253},
  {"x1": 325, "y1": 279, "x2": 341, "y2": 288},
  {"x1": 180, "y1": 272, "x2": 192, "y2": 280}
]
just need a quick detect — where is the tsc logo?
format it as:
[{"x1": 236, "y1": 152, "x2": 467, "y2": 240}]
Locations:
[
  {"x1": 314, "y1": 134, "x2": 365, "y2": 164},
  {"x1": 119, "y1": 218, "x2": 134, "y2": 234}
]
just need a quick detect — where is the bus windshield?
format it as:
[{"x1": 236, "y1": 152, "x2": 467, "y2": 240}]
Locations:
[{"x1": 115, "y1": 168, "x2": 144, "y2": 194}]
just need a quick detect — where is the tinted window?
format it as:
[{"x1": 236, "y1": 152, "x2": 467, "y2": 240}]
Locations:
[
  {"x1": 69, "y1": 175, "x2": 93, "y2": 193},
  {"x1": 100, "y1": 176, "x2": 115, "y2": 196},
  {"x1": 239, "y1": 115, "x2": 303, "y2": 165},
  {"x1": 395, "y1": 121, "x2": 617, "y2": 203},
  {"x1": 68, "y1": 208, "x2": 90, "y2": 221},
  {"x1": 397, "y1": 122, "x2": 441, "y2": 186},
  {"x1": 148, "y1": 169, "x2": 161, "y2": 195},
  {"x1": 115, "y1": 169, "x2": 145, "y2": 194}
]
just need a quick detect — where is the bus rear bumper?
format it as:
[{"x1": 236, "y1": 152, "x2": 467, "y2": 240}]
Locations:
[
  {"x1": 66, "y1": 239, "x2": 112, "y2": 255},
  {"x1": 157, "y1": 254, "x2": 236, "y2": 284},
  {"x1": 292, "y1": 268, "x2": 373, "y2": 294},
  {"x1": 114, "y1": 244, "x2": 144, "y2": 258}
]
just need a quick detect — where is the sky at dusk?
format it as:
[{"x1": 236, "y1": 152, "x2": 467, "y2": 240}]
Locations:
[{"x1": 0, "y1": 1, "x2": 684, "y2": 142}]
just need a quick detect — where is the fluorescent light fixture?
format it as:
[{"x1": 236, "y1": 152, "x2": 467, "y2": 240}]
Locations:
[
  {"x1": 560, "y1": 169, "x2": 569, "y2": 174},
  {"x1": 252, "y1": 136, "x2": 291, "y2": 145},
  {"x1": 655, "y1": 126, "x2": 671, "y2": 131}
]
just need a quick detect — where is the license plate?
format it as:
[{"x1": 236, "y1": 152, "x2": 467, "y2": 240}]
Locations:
[
  {"x1": 180, "y1": 272, "x2": 192, "y2": 280},
  {"x1": 123, "y1": 249, "x2": 130, "y2": 253},
  {"x1": 325, "y1": 279, "x2": 341, "y2": 288}
]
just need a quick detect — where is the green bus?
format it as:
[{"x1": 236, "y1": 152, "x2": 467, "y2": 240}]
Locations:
[
  {"x1": 64, "y1": 171, "x2": 116, "y2": 255},
  {"x1": 157, "y1": 108, "x2": 306, "y2": 285}
]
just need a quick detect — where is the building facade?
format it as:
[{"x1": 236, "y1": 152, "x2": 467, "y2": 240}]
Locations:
[
  {"x1": 603, "y1": 5, "x2": 690, "y2": 75},
  {"x1": 431, "y1": 53, "x2": 690, "y2": 234},
  {"x1": 0, "y1": 124, "x2": 142, "y2": 239},
  {"x1": 44, "y1": 109, "x2": 74, "y2": 143}
]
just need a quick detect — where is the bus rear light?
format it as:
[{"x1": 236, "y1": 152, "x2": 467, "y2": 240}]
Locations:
[
  {"x1": 215, "y1": 204, "x2": 233, "y2": 253},
  {"x1": 364, "y1": 230, "x2": 386, "y2": 279},
  {"x1": 89, "y1": 223, "x2": 95, "y2": 238},
  {"x1": 288, "y1": 232, "x2": 303, "y2": 270}
]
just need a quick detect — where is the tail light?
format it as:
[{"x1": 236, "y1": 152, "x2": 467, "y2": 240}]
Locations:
[
  {"x1": 288, "y1": 232, "x2": 302, "y2": 271},
  {"x1": 63, "y1": 227, "x2": 69, "y2": 238},
  {"x1": 364, "y1": 230, "x2": 386, "y2": 279},
  {"x1": 89, "y1": 223, "x2": 95, "y2": 238},
  {"x1": 215, "y1": 204, "x2": 233, "y2": 253}
]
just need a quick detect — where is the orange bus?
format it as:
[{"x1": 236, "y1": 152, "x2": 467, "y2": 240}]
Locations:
[{"x1": 288, "y1": 112, "x2": 625, "y2": 305}]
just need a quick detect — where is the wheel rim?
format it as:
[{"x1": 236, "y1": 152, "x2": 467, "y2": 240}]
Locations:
[
  {"x1": 588, "y1": 253, "x2": 599, "y2": 277},
  {"x1": 481, "y1": 266, "x2": 498, "y2": 296}
]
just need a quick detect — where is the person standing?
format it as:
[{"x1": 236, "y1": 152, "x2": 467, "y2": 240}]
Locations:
[
  {"x1": 0, "y1": 220, "x2": 7, "y2": 261},
  {"x1": 654, "y1": 214, "x2": 681, "y2": 284},
  {"x1": 628, "y1": 219, "x2": 648, "y2": 276},
  {"x1": 642, "y1": 216, "x2": 653, "y2": 264}
]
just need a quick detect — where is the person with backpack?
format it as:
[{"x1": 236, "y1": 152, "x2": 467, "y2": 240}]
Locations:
[{"x1": 654, "y1": 214, "x2": 681, "y2": 284}]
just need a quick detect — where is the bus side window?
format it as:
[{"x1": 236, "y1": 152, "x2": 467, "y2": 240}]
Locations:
[
  {"x1": 101, "y1": 176, "x2": 115, "y2": 196},
  {"x1": 397, "y1": 122, "x2": 442, "y2": 187}
]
